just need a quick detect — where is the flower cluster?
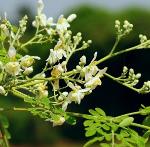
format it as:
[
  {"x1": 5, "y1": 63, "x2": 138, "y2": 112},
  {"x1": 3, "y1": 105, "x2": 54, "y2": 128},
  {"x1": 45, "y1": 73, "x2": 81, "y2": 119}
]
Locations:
[
  {"x1": 0, "y1": 0, "x2": 107, "y2": 126},
  {"x1": 0, "y1": 47, "x2": 40, "y2": 95},
  {"x1": 32, "y1": 0, "x2": 77, "y2": 36},
  {"x1": 58, "y1": 53, "x2": 107, "y2": 111},
  {"x1": 1, "y1": 1, "x2": 150, "y2": 147},
  {"x1": 139, "y1": 34, "x2": 147, "y2": 43},
  {"x1": 115, "y1": 20, "x2": 133, "y2": 37}
]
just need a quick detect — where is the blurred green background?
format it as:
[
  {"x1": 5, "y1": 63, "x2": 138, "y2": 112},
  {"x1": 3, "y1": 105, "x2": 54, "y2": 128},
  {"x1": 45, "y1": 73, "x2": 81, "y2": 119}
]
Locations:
[{"x1": 1, "y1": 0, "x2": 150, "y2": 146}]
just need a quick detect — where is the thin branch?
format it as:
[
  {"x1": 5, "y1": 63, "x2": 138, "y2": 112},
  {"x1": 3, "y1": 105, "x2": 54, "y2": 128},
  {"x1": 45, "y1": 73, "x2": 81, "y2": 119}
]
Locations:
[{"x1": 104, "y1": 73, "x2": 140, "y2": 93}]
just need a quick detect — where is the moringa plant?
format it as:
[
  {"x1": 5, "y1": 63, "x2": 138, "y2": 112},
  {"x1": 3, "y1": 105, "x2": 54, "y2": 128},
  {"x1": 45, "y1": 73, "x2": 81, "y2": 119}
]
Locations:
[{"x1": 0, "y1": 0, "x2": 150, "y2": 146}]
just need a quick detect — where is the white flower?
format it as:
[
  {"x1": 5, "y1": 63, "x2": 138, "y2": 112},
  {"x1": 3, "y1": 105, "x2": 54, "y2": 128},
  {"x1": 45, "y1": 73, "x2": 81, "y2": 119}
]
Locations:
[
  {"x1": 33, "y1": 0, "x2": 54, "y2": 27},
  {"x1": 20, "y1": 55, "x2": 40, "y2": 68},
  {"x1": 0, "y1": 86, "x2": 6, "y2": 95},
  {"x1": 8, "y1": 46, "x2": 16, "y2": 58},
  {"x1": 47, "y1": 17, "x2": 54, "y2": 26},
  {"x1": 56, "y1": 63, "x2": 65, "y2": 73},
  {"x1": 23, "y1": 66, "x2": 33, "y2": 75},
  {"x1": 39, "y1": 13, "x2": 47, "y2": 27},
  {"x1": 84, "y1": 67, "x2": 107, "y2": 90},
  {"x1": 62, "y1": 101, "x2": 69, "y2": 111},
  {"x1": 37, "y1": 0, "x2": 44, "y2": 15},
  {"x1": 46, "y1": 49, "x2": 66, "y2": 65},
  {"x1": 56, "y1": 15, "x2": 70, "y2": 33},
  {"x1": 81, "y1": 65, "x2": 99, "y2": 81},
  {"x1": 5, "y1": 62, "x2": 21, "y2": 76},
  {"x1": 58, "y1": 92, "x2": 68, "y2": 101},
  {"x1": 67, "y1": 82, "x2": 90, "y2": 104},
  {"x1": 46, "y1": 28, "x2": 53, "y2": 35},
  {"x1": 85, "y1": 76, "x2": 101, "y2": 90},
  {"x1": 67, "y1": 14, "x2": 77, "y2": 22},
  {"x1": 32, "y1": 20, "x2": 38, "y2": 27},
  {"x1": 52, "y1": 116, "x2": 65, "y2": 127},
  {"x1": 0, "y1": 24, "x2": 9, "y2": 36},
  {"x1": 36, "y1": 83, "x2": 48, "y2": 98},
  {"x1": 79, "y1": 55, "x2": 86, "y2": 65},
  {"x1": 62, "y1": 87, "x2": 91, "y2": 110},
  {"x1": 68, "y1": 90, "x2": 85, "y2": 104}
]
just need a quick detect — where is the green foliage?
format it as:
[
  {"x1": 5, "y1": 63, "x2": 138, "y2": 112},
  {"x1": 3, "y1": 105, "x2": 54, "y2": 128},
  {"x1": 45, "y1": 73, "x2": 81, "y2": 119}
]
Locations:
[
  {"x1": 1, "y1": 0, "x2": 150, "y2": 146},
  {"x1": 83, "y1": 108, "x2": 149, "y2": 147},
  {"x1": 0, "y1": 115, "x2": 10, "y2": 147}
]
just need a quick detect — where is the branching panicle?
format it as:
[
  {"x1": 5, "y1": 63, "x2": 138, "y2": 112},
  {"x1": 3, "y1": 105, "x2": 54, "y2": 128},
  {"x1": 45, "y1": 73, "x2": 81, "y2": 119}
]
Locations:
[{"x1": 0, "y1": 0, "x2": 150, "y2": 146}]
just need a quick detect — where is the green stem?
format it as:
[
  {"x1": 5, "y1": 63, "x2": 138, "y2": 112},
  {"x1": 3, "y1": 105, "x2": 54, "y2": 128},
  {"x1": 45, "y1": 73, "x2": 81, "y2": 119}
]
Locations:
[
  {"x1": 13, "y1": 107, "x2": 28, "y2": 111},
  {"x1": 96, "y1": 40, "x2": 150, "y2": 66},
  {"x1": 109, "y1": 36, "x2": 120, "y2": 55},
  {"x1": 115, "y1": 111, "x2": 140, "y2": 119},
  {"x1": 111, "y1": 130, "x2": 115, "y2": 147},
  {"x1": 104, "y1": 73, "x2": 140, "y2": 93},
  {"x1": 0, "y1": 123, "x2": 9, "y2": 147},
  {"x1": 83, "y1": 137, "x2": 104, "y2": 147},
  {"x1": 0, "y1": 107, "x2": 28, "y2": 112},
  {"x1": 21, "y1": 36, "x2": 37, "y2": 48},
  {"x1": 11, "y1": 28, "x2": 20, "y2": 47},
  {"x1": 67, "y1": 112, "x2": 91, "y2": 118},
  {"x1": 96, "y1": 54, "x2": 111, "y2": 65},
  {"x1": 131, "y1": 123, "x2": 150, "y2": 130},
  {"x1": 3, "y1": 135, "x2": 9, "y2": 147}
]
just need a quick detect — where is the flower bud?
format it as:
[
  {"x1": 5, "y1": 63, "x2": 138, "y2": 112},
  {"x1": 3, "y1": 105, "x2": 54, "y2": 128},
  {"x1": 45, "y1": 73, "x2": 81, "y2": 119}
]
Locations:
[
  {"x1": 52, "y1": 116, "x2": 65, "y2": 126},
  {"x1": 62, "y1": 92, "x2": 68, "y2": 97},
  {"x1": 8, "y1": 46, "x2": 16, "y2": 58},
  {"x1": 67, "y1": 14, "x2": 77, "y2": 22},
  {"x1": 37, "y1": 0, "x2": 44, "y2": 15},
  {"x1": 23, "y1": 67, "x2": 33, "y2": 75},
  {"x1": 135, "y1": 73, "x2": 141, "y2": 79},
  {"x1": 5, "y1": 62, "x2": 21, "y2": 76},
  {"x1": 115, "y1": 20, "x2": 120, "y2": 26},
  {"x1": 76, "y1": 65, "x2": 81, "y2": 71},
  {"x1": 20, "y1": 55, "x2": 40, "y2": 68},
  {"x1": 123, "y1": 66, "x2": 128, "y2": 73},
  {"x1": 0, "y1": 86, "x2": 6, "y2": 95},
  {"x1": 80, "y1": 55, "x2": 86, "y2": 65}
]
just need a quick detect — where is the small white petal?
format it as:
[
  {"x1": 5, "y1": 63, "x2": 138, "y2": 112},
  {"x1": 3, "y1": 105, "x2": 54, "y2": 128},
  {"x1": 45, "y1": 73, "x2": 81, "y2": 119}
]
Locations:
[
  {"x1": 0, "y1": 86, "x2": 6, "y2": 95},
  {"x1": 67, "y1": 14, "x2": 77, "y2": 22},
  {"x1": 8, "y1": 46, "x2": 16, "y2": 58}
]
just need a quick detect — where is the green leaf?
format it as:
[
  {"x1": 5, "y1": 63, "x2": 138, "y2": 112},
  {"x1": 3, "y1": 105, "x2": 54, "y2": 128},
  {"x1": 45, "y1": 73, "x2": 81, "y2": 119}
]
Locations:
[
  {"x1": 66, "y1": 116, "x2": 76, "y2": 125},
  {"x1": 0, "y1": 115, "x2": 9, "y2": 128},
  {"x1": 84, "y1": 120, "x2": 94, "y2": 127},
  {"x1": 95, "y1": 108, "x2": 106, "y2": 116},
  {"x1": 116, "y1": 134, "x2": 122, "y2": 141},
  {"x1": 140, "y1": 107, "x2": 150, "y2": 115},
  {"x1": 4, "y1": 129, "x2": 11, "y2": 139},
  {"x1": 96, "y1": 128, "x2": 106, "y2": 136},
  {"x1": 105, "y1": 134, "x2": 111, "y2": 141},
  {"x1": 85, "y1": 129, "x2": 96, "y2": 137},
  {"x1": 89, "y1": 109, "x2": 99, "y2": 116},
  {"x1": 51, "y1": 114, "x2": 60, "y2": 121},
  {"x1": 0, "y1": 139, "x2": 3, "y2": 145},
  {"x1": 143, "y1": 130, "x2": 150, "y2": 139},
  {"x1": 107, "y1": 122, "x2": 118, "y2": 132},
  {"x1": 114, "y1": 116, "x2": 128, "y2": 123},
  {"x1": 119, "y1": 117, "x2": 134, "y2": 127},
  {"x1": 83, "y1": 137, "x2": 104, "y2": 147},
  {"x1": 101, "y1": 124, "x2": 110, "y2": 131},
  {"x1": 39, "y1": 97, "x2": 50, "y2": 108},
  {"x1": 120, "y1": 129, "x2": 129, "y2": 138},
  {"x1": 142, "y1": 115, "x2": 150, "y2": 127},
  {"x1": 83, "y1": 115, "x2": 94, "y2": 120}
]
